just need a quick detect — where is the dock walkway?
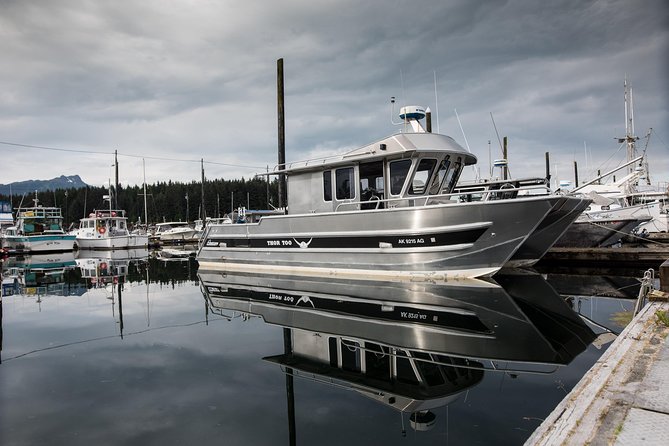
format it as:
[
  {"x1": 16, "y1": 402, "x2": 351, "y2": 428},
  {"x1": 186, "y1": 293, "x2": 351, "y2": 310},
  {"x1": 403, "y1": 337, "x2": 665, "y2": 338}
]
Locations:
[{"x1": 526, "y1": 300, "x2": 669, "y2": 445}]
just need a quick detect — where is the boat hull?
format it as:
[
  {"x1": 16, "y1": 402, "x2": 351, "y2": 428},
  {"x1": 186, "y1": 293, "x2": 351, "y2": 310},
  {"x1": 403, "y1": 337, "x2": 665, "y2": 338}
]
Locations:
[
  {"x1": 506, "y1": 196, "x2": 591, "y2": 267},
  {"x1": 2, "y1": 234, "x2": 76, "y2": 253},
  {"x1": 75, "y1": 234, "x2": 149, "y2": 250},
  {"x1": 197, "y1": 196, "x2": 562, "y2": 280},
  {"x1": 553, "y1": 216, "x2": 651, "y2": 248}
]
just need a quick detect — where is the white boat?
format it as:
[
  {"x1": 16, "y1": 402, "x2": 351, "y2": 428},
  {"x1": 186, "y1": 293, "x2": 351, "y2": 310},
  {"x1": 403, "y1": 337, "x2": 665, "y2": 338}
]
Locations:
[
  {"x1": 1, "y1": 198, "x2": 76, "y2": 253},
  {"x1": 198, "y1": 104, "x2": 585, "y2": 280},
  {"x1": 0, "y1": 200, "x2": 13, "y2": 234},
  {"x1": 72, "y1": 209, "x2": 148, "y2": 250},
  {"x1": 567, "y1": 79, "x2": 668, "y2": 235},
  {"x1": 153, "y1": 222, "x2": 199, "y2": 243}
]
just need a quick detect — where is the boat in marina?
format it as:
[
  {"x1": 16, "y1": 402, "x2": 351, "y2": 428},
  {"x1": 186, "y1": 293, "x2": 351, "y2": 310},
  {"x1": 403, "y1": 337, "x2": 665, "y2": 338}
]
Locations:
[
  {"x1": 72, "y1": 209, "x2": 149, "y2": 250},
  {"x1": 198, "y1": 106, "x2": 586, "y2": 280},
  {"x1": 1, "y1": 198, "x2": 75, "y2": 253},
  {"x1": 153, "y1": 222, "x2": 200, "y2": 243},
  {"x1": 562, "y1": 79, "x2": 669, "y2": 238},
  {"x1": 0, "y1": 200, "x2": 13, "y2": 234},
  {"x1": 553, "y1": 214, "x2": 652, "y2": 248}
]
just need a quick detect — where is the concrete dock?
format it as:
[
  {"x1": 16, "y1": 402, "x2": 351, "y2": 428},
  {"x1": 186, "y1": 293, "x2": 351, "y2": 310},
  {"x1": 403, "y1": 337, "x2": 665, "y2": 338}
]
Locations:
[{"x1": 526, "y1": 299, "x2": 669, "y2": 445}]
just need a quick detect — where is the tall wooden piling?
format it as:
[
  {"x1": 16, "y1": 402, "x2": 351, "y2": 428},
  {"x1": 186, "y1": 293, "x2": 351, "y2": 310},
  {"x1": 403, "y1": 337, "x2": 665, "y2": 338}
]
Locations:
[
  {"x1": 545, "y1": 152, "x2": 551, "y2": 184},
  {"x1": 277, "y1": 58, "x2": 286, "y2": 209}
]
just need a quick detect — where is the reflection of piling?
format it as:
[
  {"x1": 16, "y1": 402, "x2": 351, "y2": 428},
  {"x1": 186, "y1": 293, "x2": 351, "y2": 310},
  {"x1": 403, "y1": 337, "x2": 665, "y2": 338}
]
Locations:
[
  {"x1": 283, "y1": 328, "x2": 296, "y2": 446},
  {"x1": 118, "y1": 278, "x2": 124, "y2": 339}
]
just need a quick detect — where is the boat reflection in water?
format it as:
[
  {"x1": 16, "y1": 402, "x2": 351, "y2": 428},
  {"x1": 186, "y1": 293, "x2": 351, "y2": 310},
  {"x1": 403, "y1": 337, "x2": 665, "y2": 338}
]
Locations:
[
  {"x1": 1, "y1": 252, "x2": 77, "y2": 297},
  {"x1": 199, "y1": 269, "x2": 602, "y2": 435},
  {"x1": 75, "y1": 248, "x2": 149, "y2": 288}
]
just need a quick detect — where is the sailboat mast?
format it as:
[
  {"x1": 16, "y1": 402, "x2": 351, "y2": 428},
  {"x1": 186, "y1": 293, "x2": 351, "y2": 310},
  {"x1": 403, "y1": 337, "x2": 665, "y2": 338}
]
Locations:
[
  {"x1": 143, "y1": 158, "x2": 148, "y2": 226},
  {"x1": 114, "y1": 150, "x2": 119, "y2": 210},
  {"x1": 201, "y1": 159, "x2": 206, "y2": 221}
]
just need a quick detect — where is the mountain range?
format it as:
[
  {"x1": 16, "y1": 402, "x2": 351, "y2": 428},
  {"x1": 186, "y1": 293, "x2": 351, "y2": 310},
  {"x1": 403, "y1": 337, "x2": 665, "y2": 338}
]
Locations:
[{"x1": 0, "y1": 175, "x2": 89, "y2": 196}]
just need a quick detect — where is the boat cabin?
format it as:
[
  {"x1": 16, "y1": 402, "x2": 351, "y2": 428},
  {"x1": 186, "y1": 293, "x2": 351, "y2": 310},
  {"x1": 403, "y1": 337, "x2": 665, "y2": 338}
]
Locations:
[
  {"x1": 79, "y1": 210, "x2": 129, "y2": 236},
  {"x1": 13, "y1": 206, "x2": 66, "y2": 235},
  {"x1": 281, "y1": 132, "x2": 477, "y2": 215}
]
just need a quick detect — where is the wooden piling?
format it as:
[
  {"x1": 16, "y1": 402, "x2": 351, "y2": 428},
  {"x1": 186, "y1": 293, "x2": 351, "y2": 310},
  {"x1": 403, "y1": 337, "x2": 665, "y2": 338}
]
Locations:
[{"x1": 277, "y1": 58, "x2": 286, "y2": 209}]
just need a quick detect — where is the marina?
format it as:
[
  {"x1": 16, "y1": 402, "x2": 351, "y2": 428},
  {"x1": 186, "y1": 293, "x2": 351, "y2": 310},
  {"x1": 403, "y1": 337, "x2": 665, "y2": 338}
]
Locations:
[{"x1": 2, "y1": 251, "x2": 664, "y2": 445}]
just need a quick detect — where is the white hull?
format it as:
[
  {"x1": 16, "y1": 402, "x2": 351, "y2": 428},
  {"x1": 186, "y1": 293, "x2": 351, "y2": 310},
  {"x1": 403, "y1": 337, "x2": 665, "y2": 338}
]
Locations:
[
  {"x1": 584, "y1": 201, "x2": 668, "y2": 233},
  {"x1": 75, "y1": 234, "x2": 149, "y2": 250},
  {"x1": 2, "y1": 234, "x2": 76, "y2": 252}
]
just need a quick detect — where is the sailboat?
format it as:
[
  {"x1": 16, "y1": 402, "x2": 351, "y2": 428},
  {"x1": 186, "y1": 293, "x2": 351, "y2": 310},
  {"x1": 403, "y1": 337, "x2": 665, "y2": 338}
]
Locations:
[{"x1": 565, "y1": 79, "x2": 668, "y2": 236}]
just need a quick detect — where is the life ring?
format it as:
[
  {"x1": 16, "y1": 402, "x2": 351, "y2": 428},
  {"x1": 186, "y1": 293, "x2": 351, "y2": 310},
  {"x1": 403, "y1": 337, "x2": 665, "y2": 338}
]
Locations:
[
  {"x1": 99, "y1": 227, "x2": 106, "y2": 234},
  {"x1": 100, "y1": 262, "x2": 108, "y2": 270}
]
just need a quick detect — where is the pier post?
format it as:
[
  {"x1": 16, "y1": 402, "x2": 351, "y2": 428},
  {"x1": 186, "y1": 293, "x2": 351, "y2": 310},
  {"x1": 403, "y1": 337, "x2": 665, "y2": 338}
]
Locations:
[
  {"x1": 277, "y1": 58, "x2": 286, "y2": 209},
  {"x1": 661, "y1": 259, "x2": 669, "y2": 292},
  {"x1": 573, "y1": 161, "x2": 579, "y2": 187},
  {"x1": 545, "y1": 152, "x2": 551, "y2": 184}
]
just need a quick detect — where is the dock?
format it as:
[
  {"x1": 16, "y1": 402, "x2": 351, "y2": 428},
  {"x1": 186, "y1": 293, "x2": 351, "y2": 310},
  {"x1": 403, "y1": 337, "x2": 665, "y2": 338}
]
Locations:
[{"x1": 525, "y1": 297, "x2": 669, "y2": 445}]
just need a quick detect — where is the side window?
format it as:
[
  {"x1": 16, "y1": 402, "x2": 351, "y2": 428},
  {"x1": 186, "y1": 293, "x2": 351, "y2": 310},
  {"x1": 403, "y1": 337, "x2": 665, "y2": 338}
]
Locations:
[
  {"x1": 389, "y1": 159, "x2": 412, "y2": 195},
  {"x1": 335, "y1": 167, "x2": 355, "y2": 200},
  {"x1": 446, "y1": 159, "x2": 463, "y2": 192},
  {"x1": 409, "y1": 159, "x2": 437, "y2": 195},
  {"x1": 323, "y1": 170, "x2": 332, "y2": 201},
  {"x1": 429, "y1": 156, "x2": 451, "y2": 194},
  {"x1": 440, "y1": 157, "x2": 463, "y2": 194}
]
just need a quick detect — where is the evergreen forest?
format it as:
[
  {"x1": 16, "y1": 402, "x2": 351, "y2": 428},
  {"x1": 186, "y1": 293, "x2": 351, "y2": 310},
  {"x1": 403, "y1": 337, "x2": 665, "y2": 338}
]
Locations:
[{"x1": 0, "y1": 177, "x2": 279, "y2": 228}]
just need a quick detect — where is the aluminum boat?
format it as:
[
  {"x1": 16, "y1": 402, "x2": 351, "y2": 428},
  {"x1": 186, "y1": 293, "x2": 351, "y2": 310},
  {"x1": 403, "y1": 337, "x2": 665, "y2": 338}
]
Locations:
[{"x1": 198, "y1": 106, "x2": 582, "y2": 279}]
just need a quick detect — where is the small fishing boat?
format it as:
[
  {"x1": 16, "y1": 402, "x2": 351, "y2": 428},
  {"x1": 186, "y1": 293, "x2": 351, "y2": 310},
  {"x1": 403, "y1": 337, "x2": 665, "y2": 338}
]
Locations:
[
  {"x1": 198, "y1": 105, "x2": 585, "y2": 280},
  {"x1": 1, "y1": 198, "x2": 75, "y2": 253},
  {"x1": 153, "y1": 222, "x2": 199, "y2": 243},
  {"x1": 73, "y1": 209, "x2": 148, "y2": 250},
  {"x1": 553, "y1": 214, "x2": 652, "y2": 248}
]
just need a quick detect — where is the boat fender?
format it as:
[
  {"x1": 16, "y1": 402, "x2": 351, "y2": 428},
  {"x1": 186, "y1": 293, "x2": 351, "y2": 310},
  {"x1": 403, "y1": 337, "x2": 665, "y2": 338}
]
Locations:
[{"x1": 99, "y1": 227, "x2": 106, "y2": 234}]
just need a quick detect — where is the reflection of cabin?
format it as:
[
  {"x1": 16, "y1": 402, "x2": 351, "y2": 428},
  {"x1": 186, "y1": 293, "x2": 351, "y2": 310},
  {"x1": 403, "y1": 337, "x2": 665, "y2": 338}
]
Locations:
[{"x1": 265, "y1": 329, "x2": 483, "y2": 414}]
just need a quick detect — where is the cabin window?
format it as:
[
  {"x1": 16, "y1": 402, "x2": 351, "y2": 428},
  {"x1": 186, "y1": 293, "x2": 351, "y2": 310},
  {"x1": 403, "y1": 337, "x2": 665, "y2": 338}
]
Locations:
[
  {"x1": 439, "y1": 157, "x2": 463, "y2": 194},
  {"x1": 409, "y1": 158, "x2": 437, "y2": 195},
  {"x1": 335, "y1": 167, "x2": 355, "y2": 200},
  {"x1": 389, "y1": 159, "x2": 412, "y2": 195},
  {"x1": 429, "y1": 156, "x2": 451, "y2": 194},
  {"x1": 359, "y1": 161, "x2": 384, "y2": 209},
  {"x1": 323, "y1": 170, "x2": 332, "y2": 201}
]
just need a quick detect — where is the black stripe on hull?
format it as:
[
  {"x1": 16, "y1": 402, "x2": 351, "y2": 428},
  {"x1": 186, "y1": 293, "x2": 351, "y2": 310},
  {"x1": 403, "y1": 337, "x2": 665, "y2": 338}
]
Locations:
[{"x1": 203, "y1": 227, "x2": 487, "y2": 249}]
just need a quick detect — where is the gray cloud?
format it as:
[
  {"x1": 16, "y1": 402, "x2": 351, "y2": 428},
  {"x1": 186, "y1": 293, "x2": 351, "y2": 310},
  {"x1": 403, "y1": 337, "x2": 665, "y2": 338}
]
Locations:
[{"x1": 0, "y1": 0, "x2": 667, "y2": 187}]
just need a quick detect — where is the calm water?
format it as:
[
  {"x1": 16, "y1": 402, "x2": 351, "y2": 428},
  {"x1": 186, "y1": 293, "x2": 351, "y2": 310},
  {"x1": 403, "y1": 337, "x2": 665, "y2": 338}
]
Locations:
[{"x1": 1, "y1": 253, "x2": 637, "y2": 446}]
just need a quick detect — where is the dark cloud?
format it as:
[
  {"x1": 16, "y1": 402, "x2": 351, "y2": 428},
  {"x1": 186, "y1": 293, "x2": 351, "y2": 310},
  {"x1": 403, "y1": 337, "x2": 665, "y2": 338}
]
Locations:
[{"x1": 0, "y1": 0, "x2": 667, "y2": 186}]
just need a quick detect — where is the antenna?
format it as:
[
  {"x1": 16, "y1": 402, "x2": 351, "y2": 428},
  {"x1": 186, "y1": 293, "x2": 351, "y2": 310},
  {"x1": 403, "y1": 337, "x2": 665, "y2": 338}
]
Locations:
[
  {"x1": 433, "y1": 71, "x2": 440, "y2": 133},
  {"x1": 455, "y1": 109, "x2": 479, "y2": 180},
  {"x1": 490, "y1": 112, "x2": 504, "y2": 154}
]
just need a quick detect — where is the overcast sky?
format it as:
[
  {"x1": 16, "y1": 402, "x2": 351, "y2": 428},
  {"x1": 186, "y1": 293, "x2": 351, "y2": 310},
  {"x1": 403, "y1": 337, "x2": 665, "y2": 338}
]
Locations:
[{"x1": 1, "y1": 0, "x2": 667, "y2": 189}]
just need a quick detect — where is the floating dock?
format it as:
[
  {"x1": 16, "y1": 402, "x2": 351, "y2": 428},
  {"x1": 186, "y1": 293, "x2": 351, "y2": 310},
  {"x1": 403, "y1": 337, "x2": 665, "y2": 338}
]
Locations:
[{"x1": 525, "y1": 298, "x2": 669, "y2": 445}]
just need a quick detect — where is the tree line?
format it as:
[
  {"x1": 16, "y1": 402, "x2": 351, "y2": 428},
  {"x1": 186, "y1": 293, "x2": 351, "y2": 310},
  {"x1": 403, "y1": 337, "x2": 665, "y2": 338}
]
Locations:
[{"x1": 0, "y1": 176, "x2": 279, "y2": 227}]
